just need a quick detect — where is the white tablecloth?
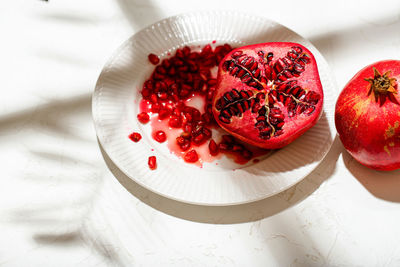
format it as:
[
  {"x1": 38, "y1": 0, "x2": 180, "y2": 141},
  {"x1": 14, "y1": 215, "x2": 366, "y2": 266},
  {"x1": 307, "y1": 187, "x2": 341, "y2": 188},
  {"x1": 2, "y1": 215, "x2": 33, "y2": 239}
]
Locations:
[{"x1": 1, "y1": 0, "x2": 400, "y2": 266}]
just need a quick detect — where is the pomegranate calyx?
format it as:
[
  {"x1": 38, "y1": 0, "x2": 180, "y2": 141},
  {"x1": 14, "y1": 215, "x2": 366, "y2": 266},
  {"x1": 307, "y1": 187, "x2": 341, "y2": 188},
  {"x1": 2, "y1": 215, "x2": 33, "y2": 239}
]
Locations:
[{"x1": 365, "y1": 67, "x2": 397, "y2": 105}]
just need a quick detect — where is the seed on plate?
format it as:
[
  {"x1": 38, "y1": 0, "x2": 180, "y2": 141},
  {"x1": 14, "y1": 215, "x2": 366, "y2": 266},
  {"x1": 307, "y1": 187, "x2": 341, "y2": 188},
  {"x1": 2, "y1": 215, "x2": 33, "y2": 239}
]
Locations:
[
  {"x1": 148, "y1": 156, "x2": 157, "y2": 170},
  {"x1": 129, "y1": 132, "x2": 142, "y2": 142}
]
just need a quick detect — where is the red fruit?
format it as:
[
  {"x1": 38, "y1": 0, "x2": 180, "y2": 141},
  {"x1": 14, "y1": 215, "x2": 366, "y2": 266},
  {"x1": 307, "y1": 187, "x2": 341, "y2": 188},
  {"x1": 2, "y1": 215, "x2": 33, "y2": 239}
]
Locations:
[
  {"x1": 153, "y1": 130, "x2": 167, "y2": 143},
  {"x1": 148, "y1": 156, "x2": 157, "y2": 170},
  {"x1": 129, "y1": 132, "x2": 142, "y2": 142},
  {"x1": 184, "y1": 149, "x2": 199, "y2": 163},
  {"x1": 212, "y1": 42, "x2": 324, "y2": 149},
  {"x1": 137, "y1": 112, "x2": 150, "y2": 124},
  {"x1": 335, "y1": 60, "x2": 400, "y2": 171},
  {"x1": 148, "y1": 53, "x2": 160, "y2": 65}
]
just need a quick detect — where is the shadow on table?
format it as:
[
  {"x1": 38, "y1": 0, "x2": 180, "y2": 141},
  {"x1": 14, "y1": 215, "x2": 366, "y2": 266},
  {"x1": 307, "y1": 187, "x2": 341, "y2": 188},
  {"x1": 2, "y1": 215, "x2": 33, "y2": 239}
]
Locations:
[
  {"x1": 343, "y1": 150, "x2": 400, "y2": 203},
  {"x1": 117, "y1": 0, "x2": 164, "y2": 30},
  {"x1": 100, "y1": 136, "x2": 342, "y2": 224},
  {"x1": 0, "y1": 93, "x2": 91, "y2": 141},
  {"x1": 0, "y1": 93, "x2": 125, "y2": 264}
]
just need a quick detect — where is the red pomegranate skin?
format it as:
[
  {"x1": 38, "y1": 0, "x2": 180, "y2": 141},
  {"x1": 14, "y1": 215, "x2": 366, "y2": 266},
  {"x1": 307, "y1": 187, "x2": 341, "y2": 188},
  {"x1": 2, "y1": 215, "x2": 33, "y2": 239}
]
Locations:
[
  {"x1": 212, "y1": 42, "x2": 324, "y2": 149},
  {"x1": 335, "y1": 60, "x2": 400, "y2": 171}
]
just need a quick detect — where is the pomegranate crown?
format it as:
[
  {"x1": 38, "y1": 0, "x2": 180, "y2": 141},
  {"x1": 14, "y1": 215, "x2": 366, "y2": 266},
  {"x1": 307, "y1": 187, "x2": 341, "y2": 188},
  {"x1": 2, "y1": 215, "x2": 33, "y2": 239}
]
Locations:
[{"x1": 365, "y1": 67, "x2": 398, "y2": 105}]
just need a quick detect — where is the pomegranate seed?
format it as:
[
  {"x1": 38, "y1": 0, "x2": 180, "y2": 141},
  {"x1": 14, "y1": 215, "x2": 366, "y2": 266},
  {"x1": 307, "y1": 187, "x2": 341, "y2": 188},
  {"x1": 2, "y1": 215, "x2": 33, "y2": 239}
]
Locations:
[
  {"x1": 148, "y1": 156, "x2": 157, "y2": 170},
  {"x1": 180, "y1": 142, "x2": 191, "y2": 151},
  {"x1": 176, "y1": 136, "x2": 186, "y2": 145},
  {"x1": 182, "y1": 46, "x2": 191, "y2": 56},
  {"x1": 158, "y1": 108, "x2": 170, "y2": 120},
  {"x1": 218, "y1": 143, "x2": 231, "y2": 151},
  {"x1": 155, "y1": 65, "x2": 167, "y2": 75},
  {"x1": 188, "y1": 61, "x2": 198, "y2": 72},
  {"x1": 150, "y1": 93, "x2": 158, "y2": 104},
  {"x1": 176, "y1": 49, "x2": 184, "y2": 58},
  {"x1": 208, "y1": 139, "x2": 218, "y2": 155},
  {"x1": 202, "y1": 127, "x2": 212, "y2": 138},
  {"x1": 192, "y1": 125, "x2": 203, "y2": 136},
  {"x1": 222, "y1": 135, "x2": 235, "y2": 144},
  {"x1": 148, "y1": 53, "x2": 160, "y2": 65},
  {"x1": 143, "y1": 80, "x2": 154, "y2": 89},
  {"x1": 232, "y1": 144, "x2": 244, "y2": 152},
  {"x1": 184, "y1": 150, "x2": 199, "y2": 163},
  {"x1": 137, "y1": 112, "x2": 150, "y2": 124},
  {"x1": 214, "y1": 45, "x2": 224, "y2": 55},
  {"x1": 223, "y1": 43, "x2": 232, "y2": 51},
  {"x1": 183, "y1": 123, "x2": 192, "y2": 133},
  {"x1": 150, "y1": 102, "x2": 160, "y2": 113},
  {"x1": 176, "y1": 136, "x2": 191, "y2": 151},
  {"x1": 162, "y1": 59, "x2": 171, "y2": 69},
  {"x1": 129, "y1": 132, "x2": 142, "y2": 142},
  {"x1": 168, "y1": 67, "x2": 176, "y2": 76},
  {"x1": 192, "y1": 110, "x2": 201, "y2": 121},
  {"x1": 207, "y1": 79, "x2": 217, "y2": 86},
  {"x1": 153, "y1": 130, "x2": 166, "y2": 143},
  {"x1": 158, "y1": 92, "x2": 168, "y2": 100},
  {"x1": 153, "y1": 72, "x2": 165, "y2": 80},
  {"x1": 192, "y1": 133, "x2": 205, "y2": 145},
  {"x1": 231, "y1": 50, "x2": 243, "y2": 58},
  {"x1": 168, "y1": 115, "x2": 182, "y2": 128},
  {"x1": 141, "y1": 88, "x2": 151, "y2": 99},
  {"x1": 188, "y1": 52, "x2": 199, "y2": 60},
  {"x1": 241, "y1": 150, "x2": 253, "y2": 160},
  {"x1": 201, "y1": 44, "x2": 212, "y2": 55}
]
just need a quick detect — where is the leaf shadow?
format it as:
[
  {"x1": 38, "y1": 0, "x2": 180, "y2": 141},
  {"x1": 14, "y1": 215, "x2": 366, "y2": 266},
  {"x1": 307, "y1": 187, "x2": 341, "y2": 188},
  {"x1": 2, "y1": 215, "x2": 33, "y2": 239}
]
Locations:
[
  {"x1": 0, "y1": 93, "x2": 92, "y2": 142},
  {"x1": 116, "y1": 0, "x2": 164, "y2": 30}
]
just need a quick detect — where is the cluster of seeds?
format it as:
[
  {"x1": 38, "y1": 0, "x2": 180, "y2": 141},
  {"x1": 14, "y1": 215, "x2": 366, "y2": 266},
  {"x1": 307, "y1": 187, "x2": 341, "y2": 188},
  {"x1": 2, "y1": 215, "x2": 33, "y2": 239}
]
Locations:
[
  {"x1": 130, "y1": 43, "x2": 258, "y2": 169},
  {"x1": 216, "y1": 46, "x2": 321, "y2": 139}
]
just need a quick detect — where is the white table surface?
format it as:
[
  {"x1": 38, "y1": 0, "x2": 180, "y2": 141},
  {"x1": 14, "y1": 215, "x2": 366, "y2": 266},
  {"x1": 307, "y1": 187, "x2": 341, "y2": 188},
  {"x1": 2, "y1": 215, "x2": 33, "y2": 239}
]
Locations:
[{"x1": 1, "y1": 0, "x2": 400, "y2": 266}]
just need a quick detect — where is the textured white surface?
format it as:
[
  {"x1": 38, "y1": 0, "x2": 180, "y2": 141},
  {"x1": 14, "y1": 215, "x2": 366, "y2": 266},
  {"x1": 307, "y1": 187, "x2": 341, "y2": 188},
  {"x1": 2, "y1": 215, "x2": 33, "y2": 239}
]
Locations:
[
  {"x1": 93, "y1": 11, "x2": 337, "y2": 205},
  {"x1": 1, "y1": 0, "x2": 400, "y2": 266}
]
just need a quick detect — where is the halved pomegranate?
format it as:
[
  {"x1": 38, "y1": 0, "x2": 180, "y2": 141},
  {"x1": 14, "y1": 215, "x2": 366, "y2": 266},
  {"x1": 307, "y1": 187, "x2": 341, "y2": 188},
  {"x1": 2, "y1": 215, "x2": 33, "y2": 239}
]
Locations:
[{"x1": 212, "y1": 42, "x2": 324, "y2": 149}]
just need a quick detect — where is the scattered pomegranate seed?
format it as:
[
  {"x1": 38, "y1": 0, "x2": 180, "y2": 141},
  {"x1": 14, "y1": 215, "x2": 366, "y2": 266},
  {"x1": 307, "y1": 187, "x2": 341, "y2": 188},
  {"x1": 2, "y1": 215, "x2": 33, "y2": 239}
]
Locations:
[
  {"x1": 148, "y1": 156, "x2": 157, "y2": 170},
  {"x1": 208, "y1": 139, "x2": 219, "y2": 155},
  {"x1": 148, "y1": 53, "x2": 160, "y2": 65},
  {"x1": 138, "y1": 43, "x2": 260, "y2": 167},
  {"x1": 184, "y1": 149, "x2": 198, "y2": 163},
  {"x1": 137, "y1": 112, "x2": 150, "y2": 124},
  {"x1": 158, "y1": 108, "x2": 171, "y2": 120},
  {"x1": 153, "y1": 130, "x2": 167, "y2": 143},
  {"x1": 129, "y1": 132, "x2": 142, "y2": 142},
  {"x1": 176, "y1": 136, "x2": 190, "y2": 151},
  {"x1": 150, "y1": 93, "x2": 158, "y2": 104},
  {"x1": 168, "y1": 115, "x2": 182, "y2": 128}
]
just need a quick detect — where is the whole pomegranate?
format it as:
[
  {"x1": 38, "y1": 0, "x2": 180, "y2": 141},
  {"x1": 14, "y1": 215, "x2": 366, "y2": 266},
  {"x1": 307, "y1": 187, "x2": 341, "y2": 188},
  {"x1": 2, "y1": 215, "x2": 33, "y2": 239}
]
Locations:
[
  {"x1": 335, "y1": 60, "x2": 400, "y2": 171},
  {"x1": 212, "y1": 42, "x2": 324, "y2": 149}
]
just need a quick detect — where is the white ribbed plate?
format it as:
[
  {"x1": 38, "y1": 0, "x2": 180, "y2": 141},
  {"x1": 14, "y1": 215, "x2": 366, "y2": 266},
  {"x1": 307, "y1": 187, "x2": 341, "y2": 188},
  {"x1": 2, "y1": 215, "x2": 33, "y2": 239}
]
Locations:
[{"x1": 93, "y1": 11, "x2": 337, "y2": 206}]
